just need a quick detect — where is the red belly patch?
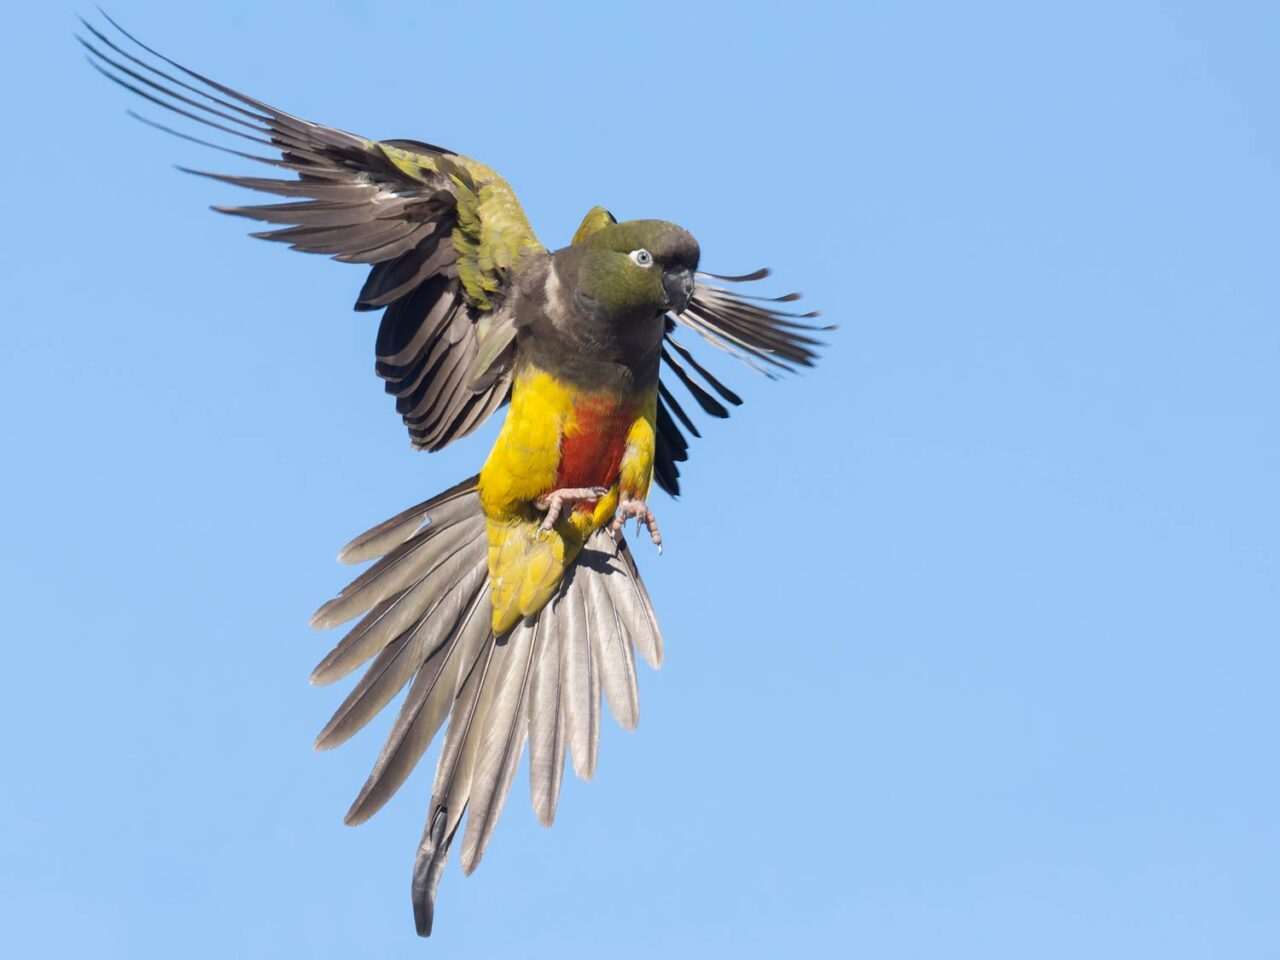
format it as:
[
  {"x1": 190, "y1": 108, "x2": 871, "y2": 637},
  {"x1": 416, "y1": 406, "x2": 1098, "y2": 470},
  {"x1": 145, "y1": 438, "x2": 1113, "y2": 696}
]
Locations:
[{"x1": 556, "y1": 394, "x2": 637, "y2": 505}]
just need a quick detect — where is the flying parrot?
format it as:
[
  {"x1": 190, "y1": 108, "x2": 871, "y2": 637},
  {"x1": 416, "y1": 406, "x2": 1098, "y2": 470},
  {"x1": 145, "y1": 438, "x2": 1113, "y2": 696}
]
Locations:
[{"x1": 82, "y1": 13, "x2": 827, "y2": 937}]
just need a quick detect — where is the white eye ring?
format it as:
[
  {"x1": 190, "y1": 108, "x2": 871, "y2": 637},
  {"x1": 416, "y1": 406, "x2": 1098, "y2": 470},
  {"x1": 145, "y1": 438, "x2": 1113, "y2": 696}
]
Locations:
[{"x1": 629, "y1": 248, "x2": 654, "y2": 268}]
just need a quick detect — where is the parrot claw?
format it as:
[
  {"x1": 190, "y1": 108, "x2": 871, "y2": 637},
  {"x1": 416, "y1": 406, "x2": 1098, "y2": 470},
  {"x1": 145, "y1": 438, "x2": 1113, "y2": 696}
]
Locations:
[
  {"x1": 535, "y1": 486, "x2": 609, "y2": 532},
  {"x1": 612, "y1": 497, "x2": 662, "y2": 552}
]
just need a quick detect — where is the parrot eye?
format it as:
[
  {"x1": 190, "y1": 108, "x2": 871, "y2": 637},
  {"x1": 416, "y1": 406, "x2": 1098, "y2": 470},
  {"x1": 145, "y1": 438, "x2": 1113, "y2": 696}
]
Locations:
[{"x1": 628, "y1": 248, "x2": 654, "y2": 268}]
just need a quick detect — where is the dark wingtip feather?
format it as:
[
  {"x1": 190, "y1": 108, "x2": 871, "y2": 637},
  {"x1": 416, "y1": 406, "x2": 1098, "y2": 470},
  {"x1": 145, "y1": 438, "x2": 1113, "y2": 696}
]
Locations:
[
  {"x1": 124, "y1": 109, "x2": 284, "y2": 167},
  {"x1": 699, "y1": 267, "x2": 771, "y2": 282},
  {"x1": 665, "y1": 336, "x2": 744, "y2": 407},
  {"x1": 658, "y1": 266, "x2": 828, "y2": 488},
  {"x1": 661, "y1": 347, "x2": 730, "y2": 418}
]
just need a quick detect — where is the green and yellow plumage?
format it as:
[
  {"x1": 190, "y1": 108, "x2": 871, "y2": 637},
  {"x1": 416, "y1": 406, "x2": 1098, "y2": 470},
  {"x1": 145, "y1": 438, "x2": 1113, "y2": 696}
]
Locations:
[
  {"x1": 82, "y1": 12, "x2": 826, "y2": 940},
  {"x1": 380, "y1": 143, "x2": 545, "y2": 312}
]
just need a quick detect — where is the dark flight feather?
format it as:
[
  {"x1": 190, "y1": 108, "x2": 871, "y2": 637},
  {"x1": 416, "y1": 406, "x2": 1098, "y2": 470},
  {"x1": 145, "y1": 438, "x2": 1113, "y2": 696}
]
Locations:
[
  {"x1": 653, "y1": 272, "x2": 829, "y2": 495},
  {"x1": 81, "y1": 15, "x2": 520, "y2": 453}
]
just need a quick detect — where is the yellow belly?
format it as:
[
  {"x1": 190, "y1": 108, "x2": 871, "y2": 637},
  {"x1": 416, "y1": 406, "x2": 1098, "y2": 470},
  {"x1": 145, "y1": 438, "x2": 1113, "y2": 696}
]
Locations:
[{"x1": 477, "y1": 365, "x2": 654, "y2": 633}]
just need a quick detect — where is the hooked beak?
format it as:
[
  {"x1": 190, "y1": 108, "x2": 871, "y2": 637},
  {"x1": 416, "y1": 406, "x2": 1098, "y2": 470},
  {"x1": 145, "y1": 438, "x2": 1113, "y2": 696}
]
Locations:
[{"x1": 663, "y1": 267, "x2": 695, "y2": 314}]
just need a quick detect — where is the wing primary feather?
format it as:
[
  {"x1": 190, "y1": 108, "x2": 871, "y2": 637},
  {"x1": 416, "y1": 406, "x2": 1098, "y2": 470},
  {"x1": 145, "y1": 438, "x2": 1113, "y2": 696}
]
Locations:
[
  {"x1": 694, "y1": 289, "x2": 829, "y2": 345},
  {"x1": 86, "y1": 57, "x2": 277, "y2": 149},
  {"x1": 697, "y1": 267, "x2": 771, "y2": 282},
  {"x1": 654, "y1": 403, "x2": 687, "y2": 497},
  {"x1": 178, "y1": 168, "x2": 373, "y2": 200},
  {"x1": 99, "y1": 11, "x2": 326, "y2": 132},
  {"x1": 684, "y1": 304, "x2": 816, "y2": 364},
  {"x1": 213, "y1": 200, "x2": 379, "y2": 227},
  {"x1": 664, "y1": 334, "x2": 744, "y2": 406},
  {"x1": 657, "y1": 380, "x2": 702, "y2": 439},
  {"x1": 255, "y1": 218, "x2": 413, "y2": 254},
  {"x1": 695, "y1": 283, "x2": 824, "y2": 317},
  {"x1": 79, "y1": 25, "x2": 333, "y2": 167},
  {"x1": 126, "y1": 110, "x2": 288, "y2": 168},
  {"x1": 660, "y1": 347, "x2": 730, "y2": 418},
  {"x1": 674, "y1": 308, "x2": 787, "y2": 373},
  {"x1": 693, "y1": 288, "x2": 828, "y2": 342},
  {"x1": 696, "y1": 283, "x2": 805, "y2": 304},
  {"x1": 80, "y1": 16, "x2": 269, "y2": 123},
  {"x1": 79, "y1": 34, "x2": 271, "y2": 139}
]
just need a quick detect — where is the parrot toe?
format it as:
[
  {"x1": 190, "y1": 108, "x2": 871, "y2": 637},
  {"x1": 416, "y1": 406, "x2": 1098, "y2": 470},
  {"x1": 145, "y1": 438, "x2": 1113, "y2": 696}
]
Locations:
[
  {"x1": 536, "y1": 486, "x2": 609, "y2": 531},
  {"x1": 612, "y1": 497, "x2": 663, "y2": 554}
]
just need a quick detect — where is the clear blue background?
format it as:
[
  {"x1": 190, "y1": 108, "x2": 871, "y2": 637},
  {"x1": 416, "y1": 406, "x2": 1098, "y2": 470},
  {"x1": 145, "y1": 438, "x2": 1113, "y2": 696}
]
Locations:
[{"x1": 2, "y1": 1, "x2": 1277, "y2": 956}]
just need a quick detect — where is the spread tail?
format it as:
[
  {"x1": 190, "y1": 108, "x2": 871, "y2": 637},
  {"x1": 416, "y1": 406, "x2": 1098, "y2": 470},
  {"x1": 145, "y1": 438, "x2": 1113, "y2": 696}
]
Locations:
[{"x1": 309, "y1": 476, "x2": 664, "y2": 936}]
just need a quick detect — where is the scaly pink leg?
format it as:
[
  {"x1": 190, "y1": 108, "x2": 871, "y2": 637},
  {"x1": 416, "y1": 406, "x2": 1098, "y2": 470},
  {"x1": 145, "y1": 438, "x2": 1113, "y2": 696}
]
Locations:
[
  {"x1": 612, "y1": 496, "x2": 663, "y2": 554},
  {"x1": 536, "y1": 486, "x2": 609, "y2": 532}
]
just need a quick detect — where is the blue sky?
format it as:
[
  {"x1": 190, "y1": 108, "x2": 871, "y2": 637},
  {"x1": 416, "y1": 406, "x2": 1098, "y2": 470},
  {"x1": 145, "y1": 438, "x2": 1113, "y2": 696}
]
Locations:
[{"x1": 2, "y1": 1, "x2": 1278, "y2": 956}]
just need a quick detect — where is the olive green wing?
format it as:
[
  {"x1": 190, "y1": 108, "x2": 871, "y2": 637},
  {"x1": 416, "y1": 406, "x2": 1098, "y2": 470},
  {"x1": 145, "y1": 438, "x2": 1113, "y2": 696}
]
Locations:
[{"x1": 80, "y1": 13, "x2": 542, "y2": 451}]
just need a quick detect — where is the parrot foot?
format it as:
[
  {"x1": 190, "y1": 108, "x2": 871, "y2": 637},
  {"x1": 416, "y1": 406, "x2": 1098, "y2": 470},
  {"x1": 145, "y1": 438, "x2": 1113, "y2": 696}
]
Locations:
[
  {"x1": 612, "y1": 498, "x2": 663, "y2": 554},
  {"x1": 536, "y1": 486, "x2": 609, "y2": 532}
]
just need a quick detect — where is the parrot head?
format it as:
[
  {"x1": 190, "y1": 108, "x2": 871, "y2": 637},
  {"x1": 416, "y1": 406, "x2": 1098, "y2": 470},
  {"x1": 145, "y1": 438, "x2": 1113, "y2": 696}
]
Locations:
[{"x1": 561, "y1": 217, "x2": 700, "y2": 324}]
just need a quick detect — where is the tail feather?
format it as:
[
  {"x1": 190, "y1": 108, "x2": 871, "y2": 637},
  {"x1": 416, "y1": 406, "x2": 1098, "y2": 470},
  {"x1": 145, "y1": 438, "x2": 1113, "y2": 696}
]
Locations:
[
  {"x1": 602, "y1": 538, "x2": 665, "y2": 669},
  {"x1": 460, "y1": 618, "x2": 539, "y2": 874},
  {"x1": 558, "y1": 570, "x2": 602, "y2": 780},
  {"x1": 527, "y1": 598, "x2": 567, "y2": 827},
  {"x1": 314, "y1": 562, "x2": 487, "y2": 750},
  {"x1": 430, "y1": 627, "x2": 501, "y2": 868},
  {"x1": 581, "y1": 564, "x2": 640, "y2": 731},
  {"x1": 411, "y1": 593, "x2": 499, "y2": 937},
  {"x1": 311, "y1": 484, "x2": 664, "y2": 938},
  {"x1": 310, "y1": 589, "x2": 420, "y2": 688},
  {"x1": 336, "y1": 474, "x2": 480, "y2": 565},
  {"x1": 344, "y1": 586, "x2": 491, "y2": 826},
  {"x1": 311, "y1": 512, "x2": 485, "y2": 630},
  {"x1": 309, "y1": 517, "x2": 485, "y2": 684}
]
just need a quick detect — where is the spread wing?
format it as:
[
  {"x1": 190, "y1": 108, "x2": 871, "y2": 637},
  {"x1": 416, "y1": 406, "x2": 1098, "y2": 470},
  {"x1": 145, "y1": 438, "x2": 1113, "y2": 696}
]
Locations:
[
  {"x1": 80, "y1": 13, "x2": 543, "y2": 451},
  {"x1": 655, "y1": 270, "x2": 831, "y2": 495}
]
